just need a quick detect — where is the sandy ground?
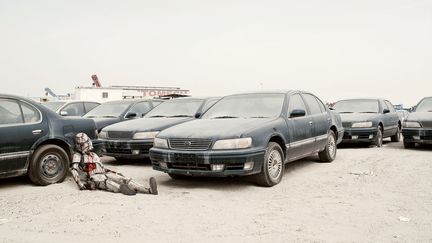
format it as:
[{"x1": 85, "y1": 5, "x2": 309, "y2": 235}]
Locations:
[{"x1": 0, "y1": 140, "x2": 431, "y2": 243}]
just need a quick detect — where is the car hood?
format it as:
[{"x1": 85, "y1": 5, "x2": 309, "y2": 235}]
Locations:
[
  {"x1": 339, "y1": 113, "x2": 381, "y2": 123},
  {"x1": 407, "y1": 112, "x2": 432, "y2": 122},
  {"x1": 158, "y1": 118, "x2": 276, "y2": 139},
  {"x1": 92, "y1": 118, "x2": 122, "y2": 130},
  {"x1": 102, "y1": 117, "x2": 194, "y2": 133}
]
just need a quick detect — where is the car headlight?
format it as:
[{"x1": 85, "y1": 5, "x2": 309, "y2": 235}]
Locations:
[
  {"x1": 352, "y1": 122, "x2": 373, "y2": 128},
  {"x1": 212, "y1": 138, "x2": 252, "y2": 150},
  {"x1": 403, "y1": 121, "x2": 422, "y2": 128},
  {"x1": 98, "y1": 131, "x2": 108, "y2": 139},
  {"x1": 153, "y1": 137, "x2": 169, "y2": 148},
  {"x1": 133, "y1": 131, "x2": 160, "y2": 140}
]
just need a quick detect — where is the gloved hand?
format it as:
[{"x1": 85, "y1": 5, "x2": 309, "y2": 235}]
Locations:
[{"x1": 78, "y1": 183, "x2": 87, "y2": 190}]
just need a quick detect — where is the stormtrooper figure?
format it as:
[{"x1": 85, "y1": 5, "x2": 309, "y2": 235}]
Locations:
[{"x1": 70, "y1": 132, "x2": 158, "y2": 195}]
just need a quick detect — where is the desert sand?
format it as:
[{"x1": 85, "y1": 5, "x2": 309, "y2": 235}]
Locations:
[{"x1": 0, "y1": 140, "x2": 431, "y2": 243}]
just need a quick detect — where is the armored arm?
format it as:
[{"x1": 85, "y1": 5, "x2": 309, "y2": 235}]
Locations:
[{"x1": 70, "y1": 153, "x2": 86, "y2": 190}]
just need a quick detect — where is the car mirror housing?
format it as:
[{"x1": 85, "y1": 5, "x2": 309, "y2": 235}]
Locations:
[
  {"x1": 195, "y1": 112, "x2": 202, "y2": 118},
  {"x1": 290, "y1": 109, "x2": 306, "y2": 118},
  {"x1": 125, "y1": 112, "x2": 137, "y2": 119},
  {"x1": 383, "y1": 109, "x2": 390, "y2": 114}
]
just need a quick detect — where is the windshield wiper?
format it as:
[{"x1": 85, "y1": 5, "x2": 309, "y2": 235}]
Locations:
[
  {"x1": 148, "y1": 115, "x2": 166, "y2": 118},
  {"x1": 249, "y1": 116, "x2": 269, "y2": 118},
  {"x1": 359, "y1": 112, "x2": 377, "y2": 113},
  {"x1": 212, "y1": 116, "x2": 240, "y2": 119},
  {"x1": 339, "y1": 112, "x2": 353, "y2": 113},
  {"x1": 168, "y1": 115, "x2": 193, "y2": 118},
  {"x1": 87, "y1": 115, "x2": 117, "y2": 118}
]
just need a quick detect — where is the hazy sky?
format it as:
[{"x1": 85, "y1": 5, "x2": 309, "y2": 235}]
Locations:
[{"x1": 0, "y1": 0, "x2": 431, "y2": 106}]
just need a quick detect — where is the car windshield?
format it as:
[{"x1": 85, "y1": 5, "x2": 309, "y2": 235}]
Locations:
[
  {"x1": 144, "y1": 99, "x2": 203, "y2": 118},
  {"x1": 42, "y1": 102, "x2": 65, "y2": 111},
  {"x1": 84, "y1": 102, "x2": 133, "y2": 118},
  {"x1": 333, "y1": 100, "x2": 379, "y2": 113},
  {"x1": 416, "y1": 98, "x2": 432, "y2": 112},
  {"x1": 202, "y1": 94, "x2": 285, "y2": 119}
]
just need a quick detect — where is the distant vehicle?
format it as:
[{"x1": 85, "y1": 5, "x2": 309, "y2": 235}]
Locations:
[
  {"x1": 402, "y1": 96, "x2": 432, "y2": 148},
  {"x1": 0, "y1": 94, "x2": 98, "y2": 185},
  {"x1": 333, "y1": 99, "x2": 401, "y2": 147},
  {"x1": 42, "y1": 101, "x2": 100, "y2": 117},
  {"x1": 83, "y1": 99, "x2": 164, "y2": 131},
  {"x1": 396, "y1": 110, "x2": 410, "y2": 122},
  {"x1": 99, "y1": 97, "x2": 220, "y2": 161},
  {"x1": 150, "y1": 91, "x2": 344, "y2": 187}
]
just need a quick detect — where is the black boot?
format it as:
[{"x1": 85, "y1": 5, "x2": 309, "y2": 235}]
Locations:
[{"x1": 149, "y1": 177, "x2": 158, "y2": 195}]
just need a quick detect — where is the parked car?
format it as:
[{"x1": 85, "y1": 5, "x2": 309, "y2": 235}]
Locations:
[
  {"x1": 396, "y1": 109, "x2": 410, "y2": 122},
  {"x1": 99, "y1": 97, "x2": 220, "y2": 161},
  {"x1": 42, "y1": 100, "x2": 100, "y2": 117},
  {"x1": 402, "y1": 96, "x2": 432, "y2": 148},
  {"x1": 0, "y1": 94, "x2": 98, "y2": 185},
  {"x1": 83, "y1": 99, "x2": 163, "y2": 131},
  {"x1": 333, "y1": 98, "x2": 401, "y2": 147},
  {"x1": 149, "y1": 91, "x2": 344, "y2": 187}
]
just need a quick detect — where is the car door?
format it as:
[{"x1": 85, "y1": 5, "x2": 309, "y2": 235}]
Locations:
[
  {"x1": 285, "y1": 93, "x2": 314, "y2": 160},
  {"x1": 0, "y1": 99, "x2": 48, "y2": 174},
  {"x1": 60, "y1": 102, "x2": 86, "y2": 116},
  {"x1": 302, "y1": 93, "x2": 331, "y2": 152},
  {"x1": 383, "y1": 100, "x2": 399, "y2": 136}
]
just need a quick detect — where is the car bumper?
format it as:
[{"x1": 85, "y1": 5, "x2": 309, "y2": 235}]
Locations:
[
  {"x1": 342, "y1": 127, "x2": 378, "y2": 143},
  {"x1": 402, "y1": 128, "x2": 432, "y2": 144},
  {"x1": 100, "y1": 139, "x2": 154, "y2": 158},
  {"x1": 149, "y1": 147, "x2": 266, "y2": 177}
]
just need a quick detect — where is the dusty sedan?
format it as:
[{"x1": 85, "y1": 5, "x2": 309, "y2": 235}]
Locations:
[
  {"x1": 333, "y1": 99, "x2": 401, "y2": 147},
  {"x1": 402, "y1": 97, "x2": 432, "y2": 148},
  {"x1": 99, "y1": 97, "x2": 220, "y2": 160},
  {"x1": 150, "y1": 91, "x2": 344, "y2": 187},
  {"x1": 0, "y1": 94, "x2": 98, "y2": 185}
]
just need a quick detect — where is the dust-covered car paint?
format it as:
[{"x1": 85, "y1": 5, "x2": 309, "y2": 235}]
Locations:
[
  {"x1": 150, "y1": 91, "x2": 344, "y2": 187},
  {"x1": 402, "y1": 96, "x2": 432, "y2": 148}
]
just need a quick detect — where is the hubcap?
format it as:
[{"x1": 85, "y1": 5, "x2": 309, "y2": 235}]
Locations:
[
  {"x1": 40, "y1": 154, "x2": 62, "y2": 178},
  {"x1": 328, "y1": 135, "x2": 336, "y2": 158},
  {"x1": 268, "y1": 150, "x2": 282, "y2": 180}
]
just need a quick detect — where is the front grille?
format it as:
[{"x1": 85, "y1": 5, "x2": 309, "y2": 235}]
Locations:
[
  {"x1": 169, "y1": 138, "x2": 213, "y2": 151},
  {"x1": 107, "y1": 131, "x2": 133, "y2": 139},
  {"x1": 106, "y1": 148, "x2": 132, "y2": 154},
  {"x1": 169, "y1": 163, "x2": 210, "y2": 171},
  {"x1": 342, "y1": 122, "x2": 352, "y2": 128},
  {"x1": 421, "y1": 121, "x2": 432, "y2": 128}
]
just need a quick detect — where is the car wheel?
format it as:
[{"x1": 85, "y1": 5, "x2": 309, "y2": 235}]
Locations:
[
  {"x1": 372, "y1": 127, "x2": 383, "y2": 147},
  {"x1": 28, "y1": 145, "x2": 69, "y2": 186},
  {"x1": 168, "y1": 173, "x2": 192, "y2": 180},
  {"x1": 391, "y1": 126, "x2": 401, "y2": 142},
  {"x1": 403, "y1": 141, "x2": 415, "y2": 149},
  {"x1": 318, "y1": 130, "x2": 337, "y2": 162},
  {"x1": 254, "y1": 142, "x2": 284, "y2": 187}
]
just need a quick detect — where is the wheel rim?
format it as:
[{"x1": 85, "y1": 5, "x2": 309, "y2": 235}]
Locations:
[
  {"x1": 267, "y1": 149, "x2": 282, "y2": 180},
  {"x1": 40, "y1": 154, "x2": 63, "y2": 178},
  {"x1": 328, "y1": 134, "x2": 336, "y2": 159}
]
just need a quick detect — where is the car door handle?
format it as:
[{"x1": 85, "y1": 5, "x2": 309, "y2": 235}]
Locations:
[
  {"x1": 32, "y1": 130, "x2": 43, "y2": 135},
  {"x1": 309, "y1": 121, "x2": 313, "y2": 126}
]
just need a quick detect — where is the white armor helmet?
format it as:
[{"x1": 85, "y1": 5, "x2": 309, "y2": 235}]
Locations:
[{"x1": 75, "y1": 132, "x2": 94, "y2": 153}]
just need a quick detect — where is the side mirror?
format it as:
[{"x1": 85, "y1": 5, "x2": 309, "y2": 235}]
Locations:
[
  {"x1": 383, "y1": 109, "x2": 390, "y2": 114},
  {"x1": 410, "y1": 106, "x2": 416, "y2": 112},
  {"x1": 125, "y1": 112, "x2": 137, "y2": 119},
  {"x1": 290, "y1": 109, "x2": 306, "y2": 118},
  {"x1": 60, "y1": 111, "x2": 68, "y2": 116},
  {"x1": 195, "y1": 112, "x2": 202, "y2": 119}
]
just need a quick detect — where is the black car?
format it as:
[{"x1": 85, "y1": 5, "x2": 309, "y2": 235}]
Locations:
[
  {"x1": 99, "y1": 97, "x2": 220, "y2": 160},
  {"x1": 402, "y1": 96, "x2": 432, "y2": 148},
  {"x1": 83, "y1": 99, "x2": 163, "y2": 131},
  {"x1": 42, "y1": 100, "x2": 100, "y2": 117},
  {"x1": 150, "y1": 91, "x2": 344, "y2": 187},
  {"x1": 333, "y1": 99, "x2": 401, "y2": 147},
  {"x1": 0, "y1": 94, "x2": 98, "y2": 185}
]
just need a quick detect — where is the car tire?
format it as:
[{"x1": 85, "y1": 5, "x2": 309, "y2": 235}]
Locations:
[
  {"x1": 403, "y1": 141, "x2": 415, "y2": 149},
  {"x1": 254, "y1": 142, "x2": 284, "y2": 187},
  {"x1": 28, "y1": 145, "x2": 69, "y2": 186},
  {"x1": 391, "y1": 126, "x2": 401, "y2": 142},
  {"x1": 168, "y1": 173, "x2": 191, "y2": 180},
  {"x1": 372, "y1": 127, "x2": 383, "y2": 147},
  {"x1": 318, "y1": 130, "x2": 337, "y2": 163}
]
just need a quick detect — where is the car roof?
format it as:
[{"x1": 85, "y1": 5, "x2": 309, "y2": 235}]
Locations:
[
  {"x1": 224, "y1": 90, "x2": 300, "y2": 96},
  {"x1": 336, "y1": 98, "x2": 382, "y2": 102},
  {"x1": 44, "y1": 100, "x2": 100, "y2": 103}
]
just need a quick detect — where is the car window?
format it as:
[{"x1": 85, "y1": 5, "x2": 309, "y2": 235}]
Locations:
[
  {"x1": 385, "y1": 101, "x2": 396, "y2": 113},
  {"x1": 316, "y1": 97, "x2": 327, "y2": 113},
  {"x1": 21, "y1": 102, "x2": 41, "y2": 123},
  {"x1": 302, "y1": 94, "x2": 323, "y2": 115},
  {"x1": 288, "y1": 94, "x2": 307, "y2": 117},
  {"x1": 62, "y1": 103, "x2": 85, "y2": 116},
  {"x1": 128, "y1": 102, "x2": 152, "y2": 117},
  {"x1": 201, "y1": 98, "x2": 219, "y2": 113},
  {"x1": 0, "y1": 99, "x2": 23, "y2": 125},
  {"x1": 84, "y1": 102, "x2": 100, "y2": 113}
]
